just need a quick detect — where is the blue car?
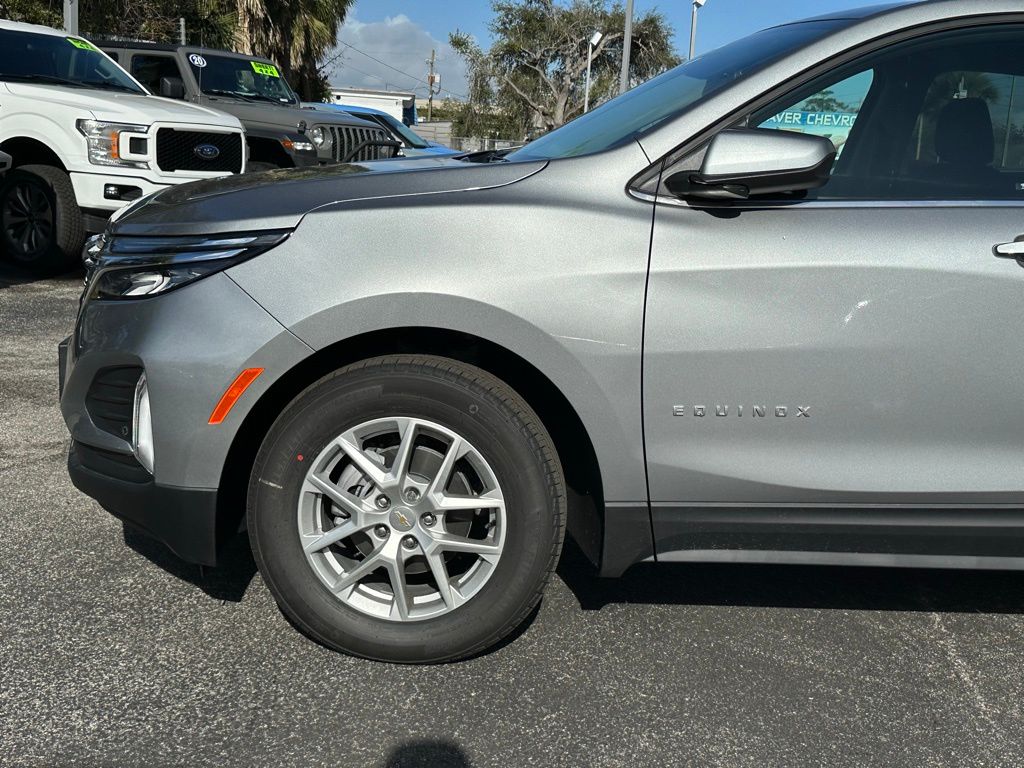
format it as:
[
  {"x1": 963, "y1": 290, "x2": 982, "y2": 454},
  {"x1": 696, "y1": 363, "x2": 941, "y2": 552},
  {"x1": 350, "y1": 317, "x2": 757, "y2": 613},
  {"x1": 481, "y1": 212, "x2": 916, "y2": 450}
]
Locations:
[{"x1": 303, "y1": 103, "x2": 460, "y2": 157}]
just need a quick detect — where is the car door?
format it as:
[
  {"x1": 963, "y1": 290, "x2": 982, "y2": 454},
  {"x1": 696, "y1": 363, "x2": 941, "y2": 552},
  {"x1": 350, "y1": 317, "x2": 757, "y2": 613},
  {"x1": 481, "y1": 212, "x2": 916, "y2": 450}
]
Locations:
[{"x1": 643, "y1": 22, "x2": 1024, "y2": 556}]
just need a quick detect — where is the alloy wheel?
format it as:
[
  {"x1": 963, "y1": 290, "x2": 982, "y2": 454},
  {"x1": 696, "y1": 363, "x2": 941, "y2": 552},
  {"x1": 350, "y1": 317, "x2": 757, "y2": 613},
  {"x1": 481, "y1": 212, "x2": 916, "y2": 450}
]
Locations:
[
  {"x1": 1, "y1": 178, "x2": 54, "y2": 258},
  {"x1": 297, "y1": 417, "x2": 507, "y2": 622}
]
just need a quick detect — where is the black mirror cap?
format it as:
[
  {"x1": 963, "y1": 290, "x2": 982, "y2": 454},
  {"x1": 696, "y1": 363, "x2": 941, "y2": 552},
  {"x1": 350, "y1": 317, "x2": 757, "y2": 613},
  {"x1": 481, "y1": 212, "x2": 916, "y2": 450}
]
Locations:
[
  {"x1": 668, "y1": 128, "x2": 836, "y2": 202},
  {"x1": 159, "y1": 76, "x2": 186, "y2": 100}
]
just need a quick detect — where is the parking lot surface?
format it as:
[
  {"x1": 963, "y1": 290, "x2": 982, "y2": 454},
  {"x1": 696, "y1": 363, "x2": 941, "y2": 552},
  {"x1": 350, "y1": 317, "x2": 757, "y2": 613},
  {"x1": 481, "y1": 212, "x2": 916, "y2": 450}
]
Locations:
[{"x1": 3, "y1": 265, "x2": 1024, "y2": 768}]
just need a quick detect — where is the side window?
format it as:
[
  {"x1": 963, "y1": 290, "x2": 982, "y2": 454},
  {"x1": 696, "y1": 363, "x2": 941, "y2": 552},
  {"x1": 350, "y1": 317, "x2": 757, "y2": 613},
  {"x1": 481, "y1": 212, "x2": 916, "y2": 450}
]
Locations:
[
  {"x1": 904, "y1": 71, "x2": 1024, "y2": 172},
  {"x1": 758, "y1": 70, "x2": 874, "y2": 160},
  {"x1": 743, "y1": 24, "x2": 1024, "y2": 201},
  {"x1": 106, "y1": 52, "x2": 119, "y2": 63},
  {"x1": 131, "y1": 54, "x2": 183, "y2": 95}
]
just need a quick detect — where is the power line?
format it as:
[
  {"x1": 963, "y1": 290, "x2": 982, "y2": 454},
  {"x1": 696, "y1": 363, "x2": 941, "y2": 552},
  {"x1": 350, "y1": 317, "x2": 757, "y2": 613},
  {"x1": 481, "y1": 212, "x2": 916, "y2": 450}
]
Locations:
[{"x1": 334, "y1": 39, "x2": 467, "y2": 99}]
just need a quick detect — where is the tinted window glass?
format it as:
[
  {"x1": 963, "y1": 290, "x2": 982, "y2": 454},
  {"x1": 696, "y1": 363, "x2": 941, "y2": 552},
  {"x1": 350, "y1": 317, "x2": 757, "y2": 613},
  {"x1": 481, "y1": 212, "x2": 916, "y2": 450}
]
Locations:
[
  {"x1": 131, "y1": 54, "x2": 182, "y2": 95},
  {"x1": 747, "y1": 25, "x2": 1024, "y2": 201},
  {"x1": 187, "y1": 53, "x2": 298, "y2": 105},
  {"x1": 507, "y1": 20, "x2": 844, "y2": 161},
  {"x1": 0, "y1": 30, "x2": 143, "y2": 94},
  {"x1": 758, "y1": 71, "x2": 874, "y2": 159}
]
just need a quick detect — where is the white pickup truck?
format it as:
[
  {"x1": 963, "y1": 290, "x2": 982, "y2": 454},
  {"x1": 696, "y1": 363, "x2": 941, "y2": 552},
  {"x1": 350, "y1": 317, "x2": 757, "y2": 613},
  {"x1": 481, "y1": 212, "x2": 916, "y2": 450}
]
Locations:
[{"x1": 0, "y1": 20, "x2": 246, "y2": 273}]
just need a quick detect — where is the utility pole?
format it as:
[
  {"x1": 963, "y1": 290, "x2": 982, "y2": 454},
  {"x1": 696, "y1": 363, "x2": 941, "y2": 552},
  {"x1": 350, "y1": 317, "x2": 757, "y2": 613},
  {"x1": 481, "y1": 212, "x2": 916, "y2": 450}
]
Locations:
[
  {"x1": 690, "y1": 0, "x2": 708, "y2": 61},
  {"x1": 179, "y1": 18, "x2": 186, "y2": 45},
  {"x1": 63, "y1": 0, "x2": 78, "y2": 35},
  {"x1": 618, "y1": 0, "x2": 634, "y2": 95},
  {"x1": 426, "y1": 49, "x2": 441, "y2": 122}
]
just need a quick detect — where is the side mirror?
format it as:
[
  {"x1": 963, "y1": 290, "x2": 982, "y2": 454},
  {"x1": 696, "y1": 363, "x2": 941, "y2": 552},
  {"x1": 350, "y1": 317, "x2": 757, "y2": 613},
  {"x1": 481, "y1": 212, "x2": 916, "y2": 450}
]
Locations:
[
  {"x1": 159, "y1": 76, "x2": 186, "y2": 100},
  {"x1": 0, "y1": 151, "x2": 10, "y2": 174},
  {"x1": 666, "y1": 128, "x2": 837, "y2": 201}
]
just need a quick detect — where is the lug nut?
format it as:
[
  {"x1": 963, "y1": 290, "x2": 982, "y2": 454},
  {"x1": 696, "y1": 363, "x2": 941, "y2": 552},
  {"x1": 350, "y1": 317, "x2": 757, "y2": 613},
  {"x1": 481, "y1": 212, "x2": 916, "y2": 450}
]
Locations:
[
  {"x1": 421, "y1": 513, "x2": 436, "y2": 527},
  {"x1": 374, "y1": 525, "x2": 389, "y2": 539},
  {"x1": 375, "y1": 495, "x2": 391, "y2": 510},
  {"x1": 402, "y1": 535, "x2": 417, "y2": 550},
  {"x1": 404, "y1": 488, "x2": 420, "y2": 503}
]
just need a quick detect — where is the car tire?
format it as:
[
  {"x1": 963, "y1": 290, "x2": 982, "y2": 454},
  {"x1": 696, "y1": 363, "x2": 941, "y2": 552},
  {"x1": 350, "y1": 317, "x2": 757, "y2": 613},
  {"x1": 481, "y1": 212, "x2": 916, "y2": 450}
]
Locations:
[
  {"x1": 248, "y1": 355, "x2": 566, "y2": 663},
  {"x1": 0, "y1": 165, "x2": 84, "y2": 274}
]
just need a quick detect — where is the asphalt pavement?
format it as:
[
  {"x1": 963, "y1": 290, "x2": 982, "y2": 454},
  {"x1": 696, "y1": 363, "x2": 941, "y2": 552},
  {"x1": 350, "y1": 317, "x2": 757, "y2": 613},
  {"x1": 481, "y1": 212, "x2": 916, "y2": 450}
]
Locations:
[{"x1": 2, "y1": 263, "x2": 1024, "y2": 767}]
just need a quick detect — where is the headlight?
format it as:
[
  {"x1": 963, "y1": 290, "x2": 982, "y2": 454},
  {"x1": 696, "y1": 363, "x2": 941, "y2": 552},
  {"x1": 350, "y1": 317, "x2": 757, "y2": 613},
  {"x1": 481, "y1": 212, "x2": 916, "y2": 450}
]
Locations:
[
  {"x1": 86, "y1": 230, "x2": 291, "y2": 301},
  {"x1": 308, "y1": 126, "x2": 333, "y2": 150},
  {"x1": 280, "y1": 136, "x2": 316, "y2": 154},
  {"x1": 77, "y1": 119, "x2": 150, "y2": 169}
]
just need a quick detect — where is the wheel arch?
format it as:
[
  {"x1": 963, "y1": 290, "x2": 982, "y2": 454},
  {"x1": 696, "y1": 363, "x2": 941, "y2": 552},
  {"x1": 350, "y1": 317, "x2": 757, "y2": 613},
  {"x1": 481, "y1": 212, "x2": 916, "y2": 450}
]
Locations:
[
  {"x1": 0, "y1": 136, "x2": 67, "y2": 171},
  {"x1": 218, "y1": 327, "x2": 609, "y2": 571}
]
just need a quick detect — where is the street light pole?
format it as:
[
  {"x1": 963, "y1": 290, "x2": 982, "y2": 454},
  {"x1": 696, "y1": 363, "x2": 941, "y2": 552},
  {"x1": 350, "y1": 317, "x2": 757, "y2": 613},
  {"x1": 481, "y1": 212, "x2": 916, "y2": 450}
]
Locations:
[
  {"x1": 619, "y1": 0, "x2": 634, "y2": 95},
  {"x1": 585, "y1": 31, "x2": 603, "y2": 113},
  {"x1": 689, "y1": 0, "x2": 708, "y2": 61}
]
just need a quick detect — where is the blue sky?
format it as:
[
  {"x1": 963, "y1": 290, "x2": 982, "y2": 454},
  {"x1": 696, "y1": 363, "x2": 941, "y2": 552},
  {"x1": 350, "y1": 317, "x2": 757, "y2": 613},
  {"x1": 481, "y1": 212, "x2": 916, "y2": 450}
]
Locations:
[{"x1": 327, "y1": 0, "x2": 914, "y2": 98}]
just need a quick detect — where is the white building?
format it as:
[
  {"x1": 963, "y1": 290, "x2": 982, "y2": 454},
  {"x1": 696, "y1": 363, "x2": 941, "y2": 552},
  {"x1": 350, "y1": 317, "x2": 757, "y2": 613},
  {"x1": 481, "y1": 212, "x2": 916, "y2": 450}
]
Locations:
[{"x1": 326, "y1": 87, "x2": 417, "y2": 123}]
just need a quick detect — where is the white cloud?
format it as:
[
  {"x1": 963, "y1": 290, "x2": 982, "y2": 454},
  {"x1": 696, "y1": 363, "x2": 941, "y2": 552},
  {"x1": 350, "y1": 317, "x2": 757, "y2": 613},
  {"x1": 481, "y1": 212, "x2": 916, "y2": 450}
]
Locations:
[{"x1": 324, "y1": 13, "x2": 469, "y2": 101}]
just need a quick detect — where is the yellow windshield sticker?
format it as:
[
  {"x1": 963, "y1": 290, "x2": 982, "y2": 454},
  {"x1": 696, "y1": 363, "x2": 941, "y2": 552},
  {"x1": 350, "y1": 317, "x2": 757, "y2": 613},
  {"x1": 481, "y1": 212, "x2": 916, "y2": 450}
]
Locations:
[
  {"x1": 67, "y1": 38, "x2": 97, "y2": 51},
  {"x1": 250, "y1": 61, "x2": 280, "y2": 78}
]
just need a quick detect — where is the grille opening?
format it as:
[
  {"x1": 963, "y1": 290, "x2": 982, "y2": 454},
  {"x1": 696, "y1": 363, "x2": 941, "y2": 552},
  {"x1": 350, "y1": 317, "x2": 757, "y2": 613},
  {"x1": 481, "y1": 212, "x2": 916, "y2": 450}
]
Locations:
[
  {"x1": 85, "y1": 366, "x2": 142, "y2": 440},
  {"x1": 155, "y1": 129, "x2": 243, "y2": 173}
]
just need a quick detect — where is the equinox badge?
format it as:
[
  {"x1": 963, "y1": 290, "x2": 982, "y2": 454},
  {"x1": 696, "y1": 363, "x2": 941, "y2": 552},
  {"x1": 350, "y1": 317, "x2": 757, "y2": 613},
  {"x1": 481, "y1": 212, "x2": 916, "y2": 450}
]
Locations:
[{"x1": 673, "y1": 404, "x2": 811, "y2": 418}]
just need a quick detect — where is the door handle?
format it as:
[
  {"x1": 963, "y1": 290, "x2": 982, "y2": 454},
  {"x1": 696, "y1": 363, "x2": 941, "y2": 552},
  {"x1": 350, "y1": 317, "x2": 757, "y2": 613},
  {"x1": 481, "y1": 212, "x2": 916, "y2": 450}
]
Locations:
[{"x1": 994, "y1": 239, "x2": 1024, "y2": 258}]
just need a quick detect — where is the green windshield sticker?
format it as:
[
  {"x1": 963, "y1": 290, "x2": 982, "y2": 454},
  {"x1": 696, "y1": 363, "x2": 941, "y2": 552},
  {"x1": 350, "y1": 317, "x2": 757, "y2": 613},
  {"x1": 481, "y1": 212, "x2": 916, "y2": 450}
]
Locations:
[
  {"x1": 67, "y1": 38, "x2": 98, "y2": 51},
  {"x1": 250, "y1": 61, "x2": 280, "y2": 78}
]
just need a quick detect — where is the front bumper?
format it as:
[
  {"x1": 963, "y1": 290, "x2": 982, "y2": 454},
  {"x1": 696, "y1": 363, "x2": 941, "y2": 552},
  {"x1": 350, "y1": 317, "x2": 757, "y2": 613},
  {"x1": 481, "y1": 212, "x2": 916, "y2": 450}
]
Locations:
[
  {"x1": 69, "y1": 441, "x2": 222, "y2": 565},
  {"x1": 60, "y1": 271, "x2": 311, "y2": 565},
  {"x1": 70, "y1": 171, "x2": 172, "y2": 214}
]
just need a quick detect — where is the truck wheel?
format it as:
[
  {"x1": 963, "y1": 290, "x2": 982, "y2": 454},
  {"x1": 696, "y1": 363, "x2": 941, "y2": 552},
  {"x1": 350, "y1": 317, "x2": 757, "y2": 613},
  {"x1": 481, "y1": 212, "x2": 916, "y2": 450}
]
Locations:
[
  {"x1": 247, "y1": 355, "x2": 567, "y2": 663},
  {"x1": 0, "y1": 165, "x2": 85, "y2": 274}
]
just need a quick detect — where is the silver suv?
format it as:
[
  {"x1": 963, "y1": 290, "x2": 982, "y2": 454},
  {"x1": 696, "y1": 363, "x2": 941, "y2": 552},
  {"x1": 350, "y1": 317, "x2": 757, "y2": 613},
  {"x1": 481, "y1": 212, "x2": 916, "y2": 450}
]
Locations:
[{"x1": 60, "y1": 1, "x2": 1024, "y2": 662}]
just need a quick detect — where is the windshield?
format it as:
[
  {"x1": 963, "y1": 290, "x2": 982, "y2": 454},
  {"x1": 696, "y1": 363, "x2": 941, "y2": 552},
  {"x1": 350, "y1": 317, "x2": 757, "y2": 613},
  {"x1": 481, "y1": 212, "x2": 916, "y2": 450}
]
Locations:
[
  {"x1": 375, "y1": 112, "x2": 429, "y2": 149},
  {"x1": 0, "y1": 30, "x2": 144, "y2": 94},
  {"x1": 187, "y1": 52, "x2": 298, "y2": 105},
  {"x1": 507, "y1": 20, "x2": 843, "y2": 161}
]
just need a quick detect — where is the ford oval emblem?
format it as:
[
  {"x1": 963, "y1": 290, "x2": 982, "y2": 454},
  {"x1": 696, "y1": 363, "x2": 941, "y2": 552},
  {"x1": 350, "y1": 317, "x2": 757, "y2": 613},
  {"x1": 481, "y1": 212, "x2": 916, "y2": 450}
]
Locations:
[{"x1": 194, "y1": 144, "x2": 221, "y2": 160}]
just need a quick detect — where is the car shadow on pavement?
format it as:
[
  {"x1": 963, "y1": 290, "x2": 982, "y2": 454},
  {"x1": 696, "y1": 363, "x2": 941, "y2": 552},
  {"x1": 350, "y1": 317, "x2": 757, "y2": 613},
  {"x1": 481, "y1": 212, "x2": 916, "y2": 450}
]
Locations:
[
  {"x1": 123, "y1": 524, "x2": 258, "y2": 602},
  {"x1": 557, "y1": 536, "x2": 1024, "y2": 615},
  {"x1": 381, "y1": 740, "x2": 473, "y2": 767},
  {"x1": 0, "y1": 261, "x2": 83, "y2": 288}
]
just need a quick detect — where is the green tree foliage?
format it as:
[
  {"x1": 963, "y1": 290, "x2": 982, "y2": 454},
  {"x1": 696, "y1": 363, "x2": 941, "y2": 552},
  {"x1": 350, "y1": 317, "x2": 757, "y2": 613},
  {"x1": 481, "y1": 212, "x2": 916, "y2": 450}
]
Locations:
[
  {"x1": 234, "y1": 0, "x2": 353, "y2": 100},
  {"x1": 803, "y1": 89, "x2": 850, "y2": 113},
  {"x1": 450, "y1": 0, "x2": 679, "y2": 140}
]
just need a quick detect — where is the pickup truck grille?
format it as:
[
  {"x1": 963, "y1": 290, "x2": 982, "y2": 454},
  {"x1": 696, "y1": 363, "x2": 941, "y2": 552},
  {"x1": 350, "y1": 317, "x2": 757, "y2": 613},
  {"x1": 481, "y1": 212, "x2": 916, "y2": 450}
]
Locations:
[
  {"x1": 329, "y1": 126, "x2": 395, "y2": 163},
  {"x1": 155, "y1": 129, "x2": 244, "y2": 173}
]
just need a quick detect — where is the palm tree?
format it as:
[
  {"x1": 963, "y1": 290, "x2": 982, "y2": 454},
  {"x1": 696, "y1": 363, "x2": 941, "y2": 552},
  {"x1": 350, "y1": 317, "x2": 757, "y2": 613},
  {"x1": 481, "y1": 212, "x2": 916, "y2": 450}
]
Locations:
[{"x1": 235, "y1": 0, "x2": 353, "y2": 99}]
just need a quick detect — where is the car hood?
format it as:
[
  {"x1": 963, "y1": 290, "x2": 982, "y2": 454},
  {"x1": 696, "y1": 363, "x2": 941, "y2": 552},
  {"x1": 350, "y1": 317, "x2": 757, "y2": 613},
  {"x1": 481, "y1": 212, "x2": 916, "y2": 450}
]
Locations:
[
  {"x1": 110, "y1": 156, "x2": 548, "y2": 236},
  {"x1": 2, "y1": 83, "x2": 242, "y2": 127},
  {"x1": 203, "y1": 96, "x2": 380, "y2": 133}
]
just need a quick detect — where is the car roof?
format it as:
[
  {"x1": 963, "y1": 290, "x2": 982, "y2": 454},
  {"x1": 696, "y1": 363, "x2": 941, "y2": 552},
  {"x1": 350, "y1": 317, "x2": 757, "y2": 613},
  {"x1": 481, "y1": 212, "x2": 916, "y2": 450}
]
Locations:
[
  {"x1": 95, "y1": 39, "x2": 276, "y2": 65},
  {"x1": 335, "y1": 104, "x2": 393, "y2": 119},
  {"x1": 0, "y1": 18, "x2": 76, "y2": 37}
]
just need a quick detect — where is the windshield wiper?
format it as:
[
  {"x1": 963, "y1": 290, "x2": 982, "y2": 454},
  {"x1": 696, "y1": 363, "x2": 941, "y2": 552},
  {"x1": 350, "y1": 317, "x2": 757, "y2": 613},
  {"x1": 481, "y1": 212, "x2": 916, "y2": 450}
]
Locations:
[
  {"x1": 1, "y1": 74, "x2": 139, "y2": 93},
  {"x1": 84, "y1": 80, "x2": 140, "y2": 94},
  {"x1": 1, "y1": 73, "x2": 88, "y2": 87},
  {"x1": 204, "y1": 88, "x2": 291, "y2": 105},
  {"x1": 457, "y1": 147, "x2": 515, "y2": 164}
]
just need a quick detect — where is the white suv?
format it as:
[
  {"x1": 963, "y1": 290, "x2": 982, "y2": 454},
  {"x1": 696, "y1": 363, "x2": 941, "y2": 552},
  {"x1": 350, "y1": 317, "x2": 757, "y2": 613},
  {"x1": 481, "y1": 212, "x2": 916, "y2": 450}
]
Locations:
[{"x1": 0, "y1": 20, "x2": 246, "y2": 273}]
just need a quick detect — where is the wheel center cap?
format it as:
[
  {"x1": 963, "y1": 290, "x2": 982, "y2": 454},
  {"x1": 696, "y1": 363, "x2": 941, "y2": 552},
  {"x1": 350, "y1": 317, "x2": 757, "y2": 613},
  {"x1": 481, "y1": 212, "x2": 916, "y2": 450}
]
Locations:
[{"x1": 389, "y1": 507, "x2": 414, "y2": 532}]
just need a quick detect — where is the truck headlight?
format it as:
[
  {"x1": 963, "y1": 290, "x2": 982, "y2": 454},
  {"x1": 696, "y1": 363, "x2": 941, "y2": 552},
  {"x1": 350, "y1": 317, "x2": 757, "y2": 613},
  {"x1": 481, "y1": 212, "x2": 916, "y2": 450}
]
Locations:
[
  {"x1": 77, "y1": 119, "x2": 150, "y2": 169},
  {"x1": 308, "y1": 126, "x2": 332, "y2": 150},
  {"x1": 87, "y1": 230, "x2": 291, "y2": 301}
]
